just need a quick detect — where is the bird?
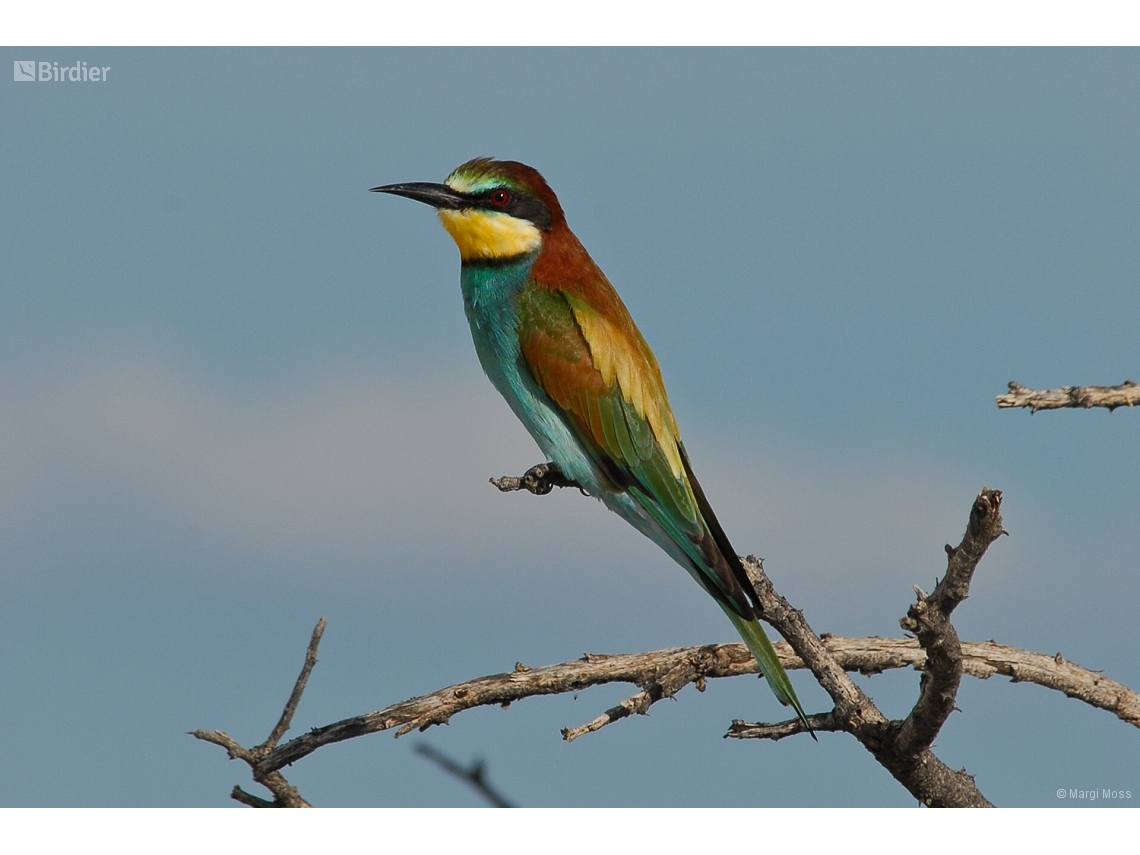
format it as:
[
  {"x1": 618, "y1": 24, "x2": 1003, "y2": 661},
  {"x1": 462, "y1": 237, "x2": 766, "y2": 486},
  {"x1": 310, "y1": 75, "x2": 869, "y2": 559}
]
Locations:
[{"x1": 372, "y1": 158, "x2": 810, "y2": 729}]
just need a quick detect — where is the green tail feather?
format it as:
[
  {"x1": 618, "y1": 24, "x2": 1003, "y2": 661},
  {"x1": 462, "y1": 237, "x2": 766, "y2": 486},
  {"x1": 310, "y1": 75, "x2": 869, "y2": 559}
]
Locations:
[{"x1": 723, "y1": 607, "x2": 815, "y2": 739}]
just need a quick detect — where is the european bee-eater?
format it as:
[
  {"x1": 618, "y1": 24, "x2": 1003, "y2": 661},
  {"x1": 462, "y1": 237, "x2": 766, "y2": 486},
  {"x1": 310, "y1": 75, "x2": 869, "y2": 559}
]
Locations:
[{"x1": 372, "y1": 158, "x2": 810, "y2": 728}]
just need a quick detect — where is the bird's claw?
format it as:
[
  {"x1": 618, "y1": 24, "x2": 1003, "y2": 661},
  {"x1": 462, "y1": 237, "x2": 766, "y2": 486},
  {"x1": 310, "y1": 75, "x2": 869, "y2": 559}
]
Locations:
[{"x1": 490, "y1": 462, "x2": 582, "y2": 495}]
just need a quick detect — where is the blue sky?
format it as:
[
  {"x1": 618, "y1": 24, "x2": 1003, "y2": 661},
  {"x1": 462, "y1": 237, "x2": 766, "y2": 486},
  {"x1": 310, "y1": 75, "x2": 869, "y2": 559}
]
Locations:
[{"x1": 1, "y1": 48, "x2": 1137, "y2": 807}]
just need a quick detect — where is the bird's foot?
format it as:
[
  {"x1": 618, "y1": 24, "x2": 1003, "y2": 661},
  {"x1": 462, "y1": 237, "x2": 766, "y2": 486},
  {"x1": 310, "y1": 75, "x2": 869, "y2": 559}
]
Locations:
[{"x1": 490, "y1": 462, "x2": 582, "y2": 496}]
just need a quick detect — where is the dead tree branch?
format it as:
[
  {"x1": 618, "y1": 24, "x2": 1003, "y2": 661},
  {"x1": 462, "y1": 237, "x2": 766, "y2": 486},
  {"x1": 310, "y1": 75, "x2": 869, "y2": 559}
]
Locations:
[
  {"x1": 196, "y1": 626, "x2": 1139, "y2": 806},
  {"x1": 996, "y1": 380, "x2": 1139, "y2": 412},
  {"x1": 190, "y1": 617, "x2": 326, "y2": 808},
  {"x1": 264, "y1": 635, "x2": 1139, "y2": 768},
  {"x1": 734, "y1": 489, "x2": 1006, "y2": 806},
  {"x1": 740, "y1": 564, "x2": 984, "y2": 804},
  {"x1": 894, "y1": 488, "x2": 1007, "y2": 760},
  {"x1": 727, "y1": 712, "x2": 846, "y2": 741},
  {"x1": 415, "y1": 743, "x2": 514, "y2": 807},
  {"x1": 257, "y1": 646, "x2": 753, "y2": 771},
  {"x1": 194, "y1": 487, "x2": 1139, "y2": 807}
]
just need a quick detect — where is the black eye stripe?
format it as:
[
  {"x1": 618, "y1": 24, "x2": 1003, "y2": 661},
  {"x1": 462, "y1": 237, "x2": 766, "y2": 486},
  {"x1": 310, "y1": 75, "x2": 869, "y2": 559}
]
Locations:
[{"x1": 473, "y1": 187, "x2": 553, "y2": 231}]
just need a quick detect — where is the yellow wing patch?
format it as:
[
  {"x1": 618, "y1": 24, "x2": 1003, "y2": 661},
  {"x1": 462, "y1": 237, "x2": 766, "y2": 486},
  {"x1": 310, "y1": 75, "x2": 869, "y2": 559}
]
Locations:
[
  {"x1": 569, "y1": 303, "x2": 684, "y2": 479},
  {"x1": 437, "y1": 209, "x2": 542, "y2": 262}
]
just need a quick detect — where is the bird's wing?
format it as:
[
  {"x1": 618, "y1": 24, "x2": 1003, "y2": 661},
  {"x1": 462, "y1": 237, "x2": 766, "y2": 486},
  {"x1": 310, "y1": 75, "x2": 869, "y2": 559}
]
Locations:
[{"x1": 517, "y1": 282, "x2": 754, "y2": 617}]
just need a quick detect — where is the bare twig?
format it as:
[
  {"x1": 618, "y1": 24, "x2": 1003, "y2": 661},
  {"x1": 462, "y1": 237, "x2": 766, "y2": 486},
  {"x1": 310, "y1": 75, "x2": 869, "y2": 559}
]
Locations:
[
  {"x1": 415, "y1": 744, "x2": 514, "y2": 808},
  {"x1": 267, "y1": 618, "x2": 325, "y2": 749},
  {"x1": 190, "y1": 617, "x2": 326, "y2": 807},
  {"x1": 997, "y1": 380, "x2": 1139, "y2": 412},
  {"x1": 895, "y1": 488, "x2": 1005, "y2": 758},
  {"x1": 561, "y1": 657, "x2": 705, "y2": 742},
  {"x1": 231, "y1": 786, "x2": 276, "y2": 808},
  {"x1": 727, "y1": 712, "x2": 845, "y2": 742}
]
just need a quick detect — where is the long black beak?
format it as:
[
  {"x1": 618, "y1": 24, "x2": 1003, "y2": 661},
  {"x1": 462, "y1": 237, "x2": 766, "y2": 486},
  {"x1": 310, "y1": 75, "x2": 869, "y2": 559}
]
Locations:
[{"x1": 369, "y1": 182, "x2": 468, "y2": 210}]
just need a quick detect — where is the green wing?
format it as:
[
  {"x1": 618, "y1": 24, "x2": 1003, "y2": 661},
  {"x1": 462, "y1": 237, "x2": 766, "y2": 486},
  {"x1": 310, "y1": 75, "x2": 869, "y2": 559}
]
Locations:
[
  {"x1": 517, "y1": 281, "x2": 812, "y2": 728},
  {"x1": 517, "y1": 282, "x2": 753, "y2": 617}
]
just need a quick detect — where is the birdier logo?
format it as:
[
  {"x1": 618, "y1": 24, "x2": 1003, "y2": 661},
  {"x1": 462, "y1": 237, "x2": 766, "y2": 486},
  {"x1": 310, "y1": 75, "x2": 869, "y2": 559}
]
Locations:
[{"x1": 13, "y1": 60, "x2": 110, "y2": 82}]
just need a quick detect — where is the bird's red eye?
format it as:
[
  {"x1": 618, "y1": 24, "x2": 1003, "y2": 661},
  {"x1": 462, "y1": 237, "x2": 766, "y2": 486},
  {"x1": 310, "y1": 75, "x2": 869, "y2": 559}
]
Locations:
[{"x1": 491, "y1": 190, "x2": 510, "y2": 206}]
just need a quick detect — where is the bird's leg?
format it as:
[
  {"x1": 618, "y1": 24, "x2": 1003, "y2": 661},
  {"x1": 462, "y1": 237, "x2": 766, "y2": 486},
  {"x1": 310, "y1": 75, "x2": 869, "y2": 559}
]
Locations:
[
  {"x1": 490, "y1": 462, "x2": 584, "y2": 495},
  {"x1": 522, "y1": 462, "x2": 581, "y2": 494}
]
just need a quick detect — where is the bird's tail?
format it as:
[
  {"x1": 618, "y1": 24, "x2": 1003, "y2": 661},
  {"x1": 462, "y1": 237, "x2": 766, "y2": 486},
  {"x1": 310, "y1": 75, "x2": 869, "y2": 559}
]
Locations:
[{"x1": 722, "y1": 606, "x2": 815, "y2": 738}]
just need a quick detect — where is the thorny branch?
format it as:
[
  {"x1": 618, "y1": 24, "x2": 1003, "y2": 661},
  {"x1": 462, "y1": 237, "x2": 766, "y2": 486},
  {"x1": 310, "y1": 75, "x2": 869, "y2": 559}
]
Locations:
[
  {"x1": 895, "y1": 489, "x2": 1006, "y2": 761},
  {"x1": 194, "y1": 487, "x2": 1140, "y2": 807},
  {"x1": 996, "y1": 380, "x2": 1139, "y2": 412}
]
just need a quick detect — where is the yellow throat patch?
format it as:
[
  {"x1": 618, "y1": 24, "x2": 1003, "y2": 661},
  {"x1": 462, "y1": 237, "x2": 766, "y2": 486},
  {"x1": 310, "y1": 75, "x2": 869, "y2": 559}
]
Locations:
[{"x1": 438, "y1": 209, "x2": 542, "y2": 262}]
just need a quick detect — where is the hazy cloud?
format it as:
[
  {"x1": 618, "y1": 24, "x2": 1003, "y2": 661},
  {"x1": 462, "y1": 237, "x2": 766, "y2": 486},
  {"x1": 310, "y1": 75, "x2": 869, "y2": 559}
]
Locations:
[{"x1": 2, "y1": 349, "x2": 998, "y2": 601}]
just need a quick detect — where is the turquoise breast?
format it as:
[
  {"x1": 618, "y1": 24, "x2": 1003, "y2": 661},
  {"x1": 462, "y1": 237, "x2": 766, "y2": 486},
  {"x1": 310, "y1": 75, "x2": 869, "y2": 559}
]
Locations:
[{"x1": 459, "y1": 257, "x2": 602, "y2": 492}]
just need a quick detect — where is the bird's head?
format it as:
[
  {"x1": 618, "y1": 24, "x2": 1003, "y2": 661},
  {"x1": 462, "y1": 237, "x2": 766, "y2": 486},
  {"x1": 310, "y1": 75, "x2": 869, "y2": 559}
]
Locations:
[{"x1": 371, "y1": 158, "x2": 563, "y2": 263}]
